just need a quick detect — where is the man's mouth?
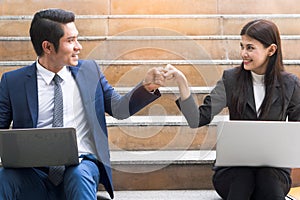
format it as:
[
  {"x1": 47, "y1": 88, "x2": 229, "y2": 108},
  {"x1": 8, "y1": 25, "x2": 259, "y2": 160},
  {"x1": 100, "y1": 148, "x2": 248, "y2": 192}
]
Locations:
[{"x1": 72, "y1": 54, "x2": 79, "y2": 59}]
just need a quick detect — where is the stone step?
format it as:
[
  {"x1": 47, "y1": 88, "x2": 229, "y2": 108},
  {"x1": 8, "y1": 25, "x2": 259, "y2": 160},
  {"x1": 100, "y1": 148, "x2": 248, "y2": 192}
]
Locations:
[
  {"x1": 106, "y1": 87, "x2": 228, "y2": 116},
  {"x1": 0, "y1": 82, "x2": 227, "y2": 116},
  {"x1": 1, "y1": 35, "x2": 300, "y2": 61},
  {"x1": 289, "y1": 187, "x2": 300, "y2": 200},
  {"x1": 0, "y1": 17, "x2": 106, "y2": 37},
  {"x1": 100, "y1": 64, "x2": 300, "y2": 87},
  {"x1": 108, "y1": 124, "x2": 217, "y2": 150},
  {"x1": 97, "y1": 190, "x2": 222, "y2": 200},
  {"x1": 2, "y1": 63, "x2": 300, "y2": 88},
  {"x1": 1, "y1": 62, "x2": 300, "y2": 86},
  {"x1": 111, "y1": 0, "x2": 300, "y2": 15},
  {"x1": 106, "y1": 112, "x2": 300, "y2": 189},
  {"x1": 0, "y1": 0, "x2": 108, "y2": 15},
  {"x1": 106, "y1": 115, "x2": 223, "y2": 150},
  {"x1": 1, "y1": 150, "x2": 300, "y2": 191},
  {"x1": 1, "y1": 14, "x2": 300, "y2": 36},
  {"x1": 84, "y1": 35, "x2": 300, "y2": 61},
  {"x1": 1, "y1": 0, "x2": 299, "y2": 16},
  {"x1": 108, "y1": 150, "x2": 300, "y2": 191},
  {"x1": 96, "y1": 190, "x2": 298, "y2": 200},
  {"x1": 107, "y1": 16, "x2": 300, "y2": 36},
  {"x1": 108, "y1": 150, "x2": 216, "y2": 191}
]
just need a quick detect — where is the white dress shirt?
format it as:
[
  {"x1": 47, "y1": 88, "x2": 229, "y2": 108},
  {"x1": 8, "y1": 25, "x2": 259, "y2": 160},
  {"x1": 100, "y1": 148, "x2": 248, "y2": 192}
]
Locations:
[{"x1": 36, "y1": 61, "x2": 97, "y2": 156}]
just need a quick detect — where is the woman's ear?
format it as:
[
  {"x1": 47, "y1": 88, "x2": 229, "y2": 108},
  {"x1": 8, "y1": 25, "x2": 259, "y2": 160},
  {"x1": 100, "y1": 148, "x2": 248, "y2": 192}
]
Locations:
[
  {"x1": 41, "y1": 41, "x2": 53, "y2": 55},
  {"x1": 268, "y1": 44, "x2": 277, "y2": 56}
]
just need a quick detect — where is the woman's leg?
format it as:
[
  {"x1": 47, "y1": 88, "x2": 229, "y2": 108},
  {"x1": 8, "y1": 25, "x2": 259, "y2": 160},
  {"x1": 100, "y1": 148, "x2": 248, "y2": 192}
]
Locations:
[
  {"x1": 252, "y1": 167, "x2": 291, "y2": 200},
  {"x1": 213, "y1": 167, "x2": 255, "y2": 200}
]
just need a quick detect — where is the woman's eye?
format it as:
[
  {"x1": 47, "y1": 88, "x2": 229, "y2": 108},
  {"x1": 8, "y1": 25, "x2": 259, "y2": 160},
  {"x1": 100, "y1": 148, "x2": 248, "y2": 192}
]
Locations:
[{"x1": 247, "y1": 46, "x2": 254, "y2": 51}]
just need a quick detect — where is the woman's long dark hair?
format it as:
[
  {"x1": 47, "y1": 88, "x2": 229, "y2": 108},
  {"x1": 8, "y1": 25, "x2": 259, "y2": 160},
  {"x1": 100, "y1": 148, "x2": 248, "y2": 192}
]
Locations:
[{"x1": 231, "y1": 19, "x2": 285, "y2": 119}]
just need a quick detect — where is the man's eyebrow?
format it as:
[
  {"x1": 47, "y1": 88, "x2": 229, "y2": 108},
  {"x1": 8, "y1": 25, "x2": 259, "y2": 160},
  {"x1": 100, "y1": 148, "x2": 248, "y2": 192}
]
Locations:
[{"x1": 66, "y1": 36, "x2": 77, "y2": 40}]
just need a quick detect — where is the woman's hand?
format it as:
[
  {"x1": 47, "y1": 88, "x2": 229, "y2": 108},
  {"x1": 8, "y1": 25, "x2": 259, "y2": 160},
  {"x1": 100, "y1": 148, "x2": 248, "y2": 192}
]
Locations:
[{"x1": 163, "y1": 64, "x2": 191, "y2": 100}]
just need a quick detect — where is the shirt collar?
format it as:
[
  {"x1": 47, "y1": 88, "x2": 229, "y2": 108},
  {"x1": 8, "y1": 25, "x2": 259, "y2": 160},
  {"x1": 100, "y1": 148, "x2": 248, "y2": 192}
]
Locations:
[
  {"x1": 251, "y1": 71, "x2": 265, "y2": 85},
  {"x1": 36, "y1": 59, "x2": 69, "y2": 85}
]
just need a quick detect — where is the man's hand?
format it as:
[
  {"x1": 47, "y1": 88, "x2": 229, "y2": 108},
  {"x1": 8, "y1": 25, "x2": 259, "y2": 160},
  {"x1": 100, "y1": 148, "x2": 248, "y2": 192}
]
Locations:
[{"x1": 143, "y1": 67, "x2": 165, "y2": 92}]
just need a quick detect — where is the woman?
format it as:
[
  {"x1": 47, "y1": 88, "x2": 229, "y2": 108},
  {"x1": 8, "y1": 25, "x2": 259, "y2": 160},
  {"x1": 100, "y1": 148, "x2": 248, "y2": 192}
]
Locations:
[{"x1": 164, "y1": 19, "x2": 300, "y2": 199}]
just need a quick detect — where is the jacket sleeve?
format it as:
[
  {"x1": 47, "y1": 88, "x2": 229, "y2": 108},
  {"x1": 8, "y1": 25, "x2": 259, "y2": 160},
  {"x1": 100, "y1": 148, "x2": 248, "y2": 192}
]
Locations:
[
  {"x1": 287, "y1": 75, "x2": 300, "y2": 121},
  {"x1": 0, "y1": 73, "x2": 13, "y2": 129},
  {"x1": 176, "y1": 76, "x2": 227, "y2": 128},
  {"x1": 98, "y1": 66, "x2": 161, "y2": 119}
]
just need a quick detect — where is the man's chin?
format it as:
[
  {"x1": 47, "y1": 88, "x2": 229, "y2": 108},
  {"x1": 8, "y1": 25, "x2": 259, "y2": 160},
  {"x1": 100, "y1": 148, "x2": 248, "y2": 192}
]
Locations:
[{"x1": 69, "y1": 60, "x2": 79, "y2": 67}]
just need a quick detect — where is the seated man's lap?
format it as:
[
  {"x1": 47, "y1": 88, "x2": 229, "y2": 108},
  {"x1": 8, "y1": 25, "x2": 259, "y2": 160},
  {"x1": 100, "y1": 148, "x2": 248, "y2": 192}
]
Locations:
[{"x1": 0, "y1": 159, "x2": 100, "y2": 200}]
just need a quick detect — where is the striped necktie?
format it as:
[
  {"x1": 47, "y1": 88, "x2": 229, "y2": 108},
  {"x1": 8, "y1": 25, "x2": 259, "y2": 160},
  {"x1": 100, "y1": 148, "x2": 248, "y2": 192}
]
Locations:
[{"x1": 48, "y1": 74, "x2": 65, "y2": 186}]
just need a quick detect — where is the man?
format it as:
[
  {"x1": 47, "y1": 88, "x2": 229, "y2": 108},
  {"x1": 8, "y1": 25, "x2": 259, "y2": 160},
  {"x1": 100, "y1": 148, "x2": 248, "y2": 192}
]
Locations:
[{"x1": 0, "y1": 8, "x2": 163, "y2": 200}]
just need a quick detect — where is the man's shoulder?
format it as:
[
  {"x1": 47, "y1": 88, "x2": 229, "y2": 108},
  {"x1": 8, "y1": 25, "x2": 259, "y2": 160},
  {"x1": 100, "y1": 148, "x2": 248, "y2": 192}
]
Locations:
[
  {"x1": 77, "y1": 59, "x2": 97, "y2": 67},
  {"x1": 70, "y1": 60, "x2": 102, "y2": 81},
  {"x1": 3, "y1": 62, "x2": 36, "y2": 78}
]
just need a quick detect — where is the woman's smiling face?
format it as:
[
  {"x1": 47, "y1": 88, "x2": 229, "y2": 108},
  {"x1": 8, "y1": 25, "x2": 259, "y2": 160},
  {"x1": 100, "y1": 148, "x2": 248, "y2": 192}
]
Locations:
[{"x1": 240, "y1": 35, "x2": 275, "y2": 75}]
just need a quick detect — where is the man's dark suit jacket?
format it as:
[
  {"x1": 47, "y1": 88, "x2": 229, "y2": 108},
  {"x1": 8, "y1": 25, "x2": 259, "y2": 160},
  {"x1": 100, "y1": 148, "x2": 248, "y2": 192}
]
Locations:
[{"x1": 0, "y1": 60, "x2": 160, "y2": 198}]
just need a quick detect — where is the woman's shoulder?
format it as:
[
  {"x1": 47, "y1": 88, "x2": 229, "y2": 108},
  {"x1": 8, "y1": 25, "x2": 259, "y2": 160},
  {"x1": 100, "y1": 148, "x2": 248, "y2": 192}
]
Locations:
[
  {"x1": 222, "y1": 66, "x2": 240, "y2": 80},
  {"x1": 281, "y1": 71, "x2": 300, "y2": 82},
  {"x1": 223, "y1": 66, "x2": 240, "y2": 75},
  {"x1": 280, "y1": 71, "x2": 300, "y2": 90}
]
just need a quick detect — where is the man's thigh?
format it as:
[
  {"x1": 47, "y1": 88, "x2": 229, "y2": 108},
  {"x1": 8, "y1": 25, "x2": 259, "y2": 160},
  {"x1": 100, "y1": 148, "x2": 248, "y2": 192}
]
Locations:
[
  {"x1": 63, "y1": 159, "x2": 100, "y2": 200},
  {"x1": 0, "y1": 167, "x2": 57, "y2": 200}
]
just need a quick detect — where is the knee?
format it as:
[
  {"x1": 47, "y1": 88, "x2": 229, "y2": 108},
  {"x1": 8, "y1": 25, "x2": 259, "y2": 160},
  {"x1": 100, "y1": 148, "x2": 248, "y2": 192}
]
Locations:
[
  {"x1": 64, "y1": 164, "x2": 99, "y2": 187},
  {"x1": 256, "y1": 168, "x2": 288, "y2": 183},
  {"x1": 63, "y1": 163, "x2": 100, "y2": 199},
  {"x1": 255, "y1": 168, "x2": 290, "y2": 194},
  {"x1": 64, "y1": 167, "x2": 89, "y2": 184}
]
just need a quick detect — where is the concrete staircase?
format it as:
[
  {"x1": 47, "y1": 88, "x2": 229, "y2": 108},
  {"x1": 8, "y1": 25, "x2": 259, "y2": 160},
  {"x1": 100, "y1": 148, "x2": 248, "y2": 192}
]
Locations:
[
  {"x1": 1, "y1": 0, "x2": 300, "y2": 199},
  {"x1": 97, "y1": 190, "x2": 221, "y2": 200}
]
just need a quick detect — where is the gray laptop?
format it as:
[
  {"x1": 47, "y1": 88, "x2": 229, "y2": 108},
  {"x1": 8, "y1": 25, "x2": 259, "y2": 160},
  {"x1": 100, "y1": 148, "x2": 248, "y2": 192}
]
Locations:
[
  {"x1": 0, "y1": 127, "x2": 79, "y2": 168},
  {"x1": 215, "y1": 120, "x2": 300, "y2": 168}
]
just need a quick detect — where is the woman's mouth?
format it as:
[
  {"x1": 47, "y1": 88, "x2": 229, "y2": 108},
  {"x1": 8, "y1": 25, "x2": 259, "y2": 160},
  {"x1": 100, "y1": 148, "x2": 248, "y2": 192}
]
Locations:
[{"x1": 243, "y1": 60, "x2": 251, "y2": 65}]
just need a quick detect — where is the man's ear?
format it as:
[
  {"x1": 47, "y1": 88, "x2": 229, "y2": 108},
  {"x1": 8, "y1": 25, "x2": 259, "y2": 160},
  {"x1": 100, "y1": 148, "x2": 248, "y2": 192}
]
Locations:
[
  {"x1": 268, "y1": 44, "x2": 277, "y2": 57},
  {"x1": 41, "y1": 41, "x2": 53, "y2": 54}
]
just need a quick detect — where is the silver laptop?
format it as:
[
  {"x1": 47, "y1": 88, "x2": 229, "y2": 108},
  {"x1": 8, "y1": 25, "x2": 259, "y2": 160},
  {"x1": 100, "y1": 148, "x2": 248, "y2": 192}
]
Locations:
[
  {"x1": 0, "y1": 127, "x2": 79, "y2": 168},
  {"x1": 215, "y1": 120, "x2": 300, "y2": 168}
]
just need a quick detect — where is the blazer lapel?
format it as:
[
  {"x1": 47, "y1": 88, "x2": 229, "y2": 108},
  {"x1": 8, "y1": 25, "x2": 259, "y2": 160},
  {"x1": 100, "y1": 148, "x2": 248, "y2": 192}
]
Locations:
[
  {"x1": 271, "y1": 80, "x2": 281, "y2": 105},
  {"x1": 246, "y1": 78, "x2": 281, "y2": 117},
  {"x1": 24, "y1": 63, "x2": 38, "y2": 127},
  {"x1": 246, "y1": 83, "x2": 256, "y2": 112},
  {"x1": 69, "y1": 61, "x2": 110, "y2": 162},
  {"x1": 68, "y1": 63, "x2": 91, "y2": 106}
]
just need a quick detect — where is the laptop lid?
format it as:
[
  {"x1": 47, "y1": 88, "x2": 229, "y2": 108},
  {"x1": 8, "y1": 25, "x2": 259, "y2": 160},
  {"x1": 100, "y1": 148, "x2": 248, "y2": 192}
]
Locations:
[
  {"x1": 0, "y1": 127, "x2": 79, "y2": 168},
  {"x1": 215, "y1": 120, "x2": 300, "y2": 168}
]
